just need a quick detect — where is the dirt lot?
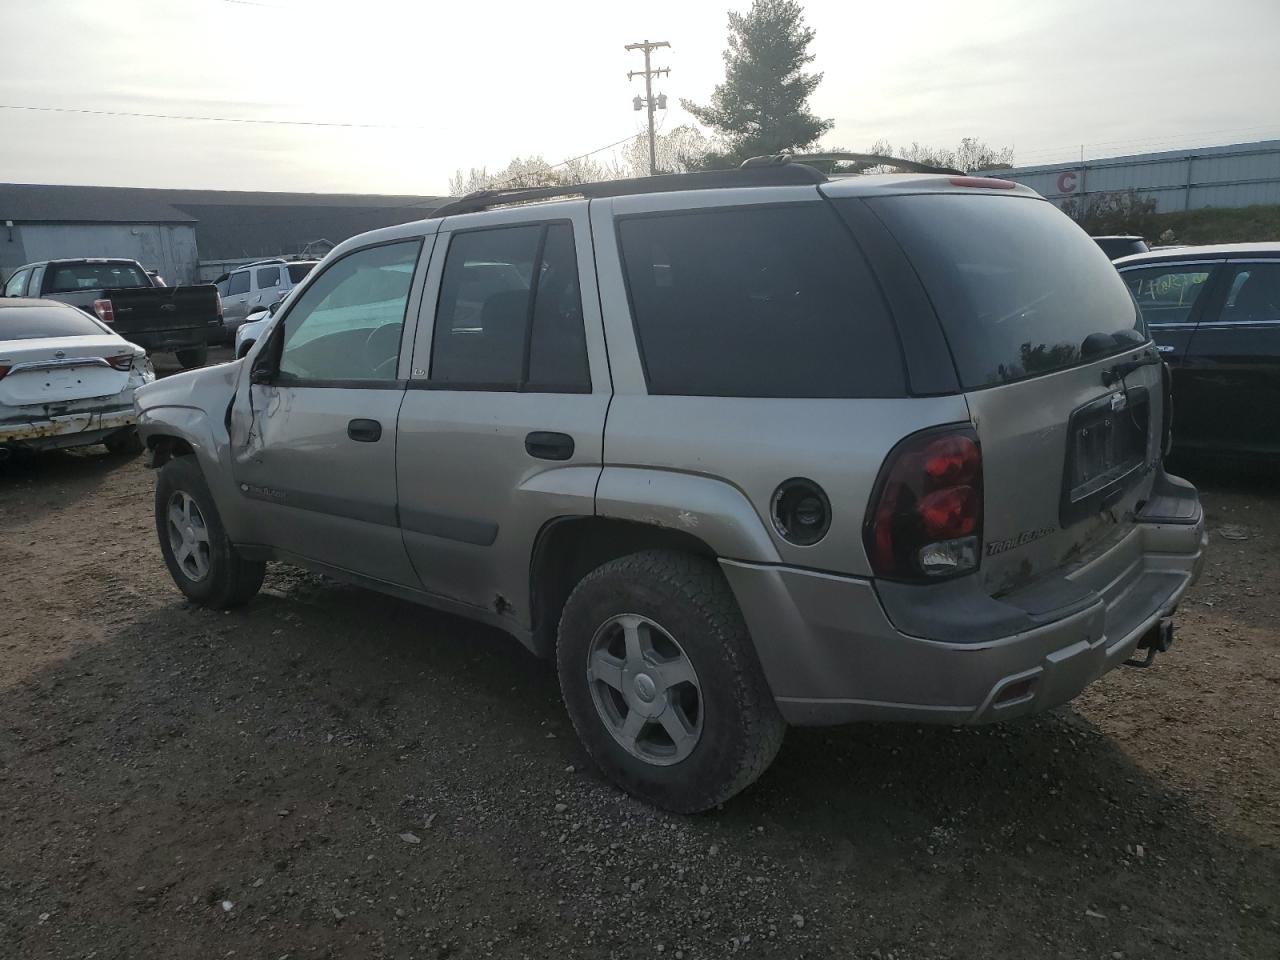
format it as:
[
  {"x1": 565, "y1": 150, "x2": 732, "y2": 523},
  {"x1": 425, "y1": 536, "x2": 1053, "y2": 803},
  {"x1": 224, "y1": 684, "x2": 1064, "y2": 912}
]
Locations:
[{"x1": 1, "y1": 361, "x2": 1277, "y2": 958}]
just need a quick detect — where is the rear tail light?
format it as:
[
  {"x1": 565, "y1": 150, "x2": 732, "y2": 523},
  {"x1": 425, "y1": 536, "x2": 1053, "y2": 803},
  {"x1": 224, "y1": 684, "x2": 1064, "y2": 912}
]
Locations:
[
  {"x1": 0, "y1": 365, "x2": 9, "y2": 381},
  {"x1": 104, "y1": 354, "x2": 134, "y2": 371},
  {"x1": 864, "y1": 426, "x2": 983, "y2": 581},
  {"x1": 93, "y1": 298, "x2": 115, "y2": 324}
]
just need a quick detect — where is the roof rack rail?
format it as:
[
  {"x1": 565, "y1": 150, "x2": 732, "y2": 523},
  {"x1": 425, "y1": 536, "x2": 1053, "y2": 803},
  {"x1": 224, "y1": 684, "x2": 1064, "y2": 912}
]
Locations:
[
  {"x1": 743, "y1": 152, "x2": 964, "y2": 176},
  {"x1": 428, "y1": 163, "x2": 828, "y2": 219}
]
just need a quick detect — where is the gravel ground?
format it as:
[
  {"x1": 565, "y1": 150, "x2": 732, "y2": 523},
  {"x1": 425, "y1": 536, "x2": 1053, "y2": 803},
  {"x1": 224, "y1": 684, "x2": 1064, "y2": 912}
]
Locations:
[{"x1": 1, "y1": 359, "x2": 1277, "y2": 959}]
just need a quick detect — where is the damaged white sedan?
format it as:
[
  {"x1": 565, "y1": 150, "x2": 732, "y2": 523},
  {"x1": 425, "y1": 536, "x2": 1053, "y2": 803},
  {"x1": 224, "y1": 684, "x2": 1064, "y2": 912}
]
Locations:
[{"x1": 0, "y1": 297, "x2": 154, "y2": 458}]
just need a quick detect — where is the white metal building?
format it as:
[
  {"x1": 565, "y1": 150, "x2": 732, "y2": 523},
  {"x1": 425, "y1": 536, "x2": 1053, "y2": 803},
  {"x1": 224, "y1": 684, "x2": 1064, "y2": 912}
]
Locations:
[
  {"x1": 0, "y1": 186, "x2": 198, "y2": 282},
  {"x1": 980, "y1": 139, "x2": 1280, "y2": 213}
]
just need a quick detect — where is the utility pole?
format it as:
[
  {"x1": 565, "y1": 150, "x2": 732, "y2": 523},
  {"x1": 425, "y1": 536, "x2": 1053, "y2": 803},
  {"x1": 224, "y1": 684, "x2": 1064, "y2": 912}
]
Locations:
[{"x1": 626, "y1": 40, "x2": 670, "y2": 176}]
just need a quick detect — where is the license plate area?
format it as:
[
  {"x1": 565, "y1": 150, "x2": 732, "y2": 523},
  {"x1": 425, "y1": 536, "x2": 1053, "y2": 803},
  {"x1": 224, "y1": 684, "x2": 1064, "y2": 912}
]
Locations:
[{"x1": 1061, "y1": 386, "x2": 1150, "y2": 526}]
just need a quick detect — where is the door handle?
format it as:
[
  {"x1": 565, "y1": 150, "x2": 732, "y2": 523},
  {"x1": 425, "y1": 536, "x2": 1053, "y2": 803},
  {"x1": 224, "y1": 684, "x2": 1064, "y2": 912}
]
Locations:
[
  {"x1": 348, "y1": 418, "x2": 382, "y2": 443},
  {"x1": 525, "y1": 431, "x2": 574, "y2": 461},
  {"x1": 1157, "y1": 344, "x2": 1176, "y2": 353}
]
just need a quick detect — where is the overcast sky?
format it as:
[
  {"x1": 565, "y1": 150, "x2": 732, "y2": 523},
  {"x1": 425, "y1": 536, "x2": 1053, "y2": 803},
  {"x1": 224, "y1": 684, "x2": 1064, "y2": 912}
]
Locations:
[{"x1": 2, "y1": 0, "x2": 1277, "y2": 196}]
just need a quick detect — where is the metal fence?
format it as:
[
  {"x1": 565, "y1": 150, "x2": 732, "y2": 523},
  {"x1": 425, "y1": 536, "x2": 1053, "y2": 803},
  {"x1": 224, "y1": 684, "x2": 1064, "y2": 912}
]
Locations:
[{"x1": 979, "y1": 140, "x2": 1280, "y2": 213}]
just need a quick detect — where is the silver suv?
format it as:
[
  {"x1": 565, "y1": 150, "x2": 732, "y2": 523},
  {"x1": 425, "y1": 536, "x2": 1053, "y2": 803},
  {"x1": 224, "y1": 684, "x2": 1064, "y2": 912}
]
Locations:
[{"x1": 136, "y1": 164, "x2": 1207, "y2": 812}]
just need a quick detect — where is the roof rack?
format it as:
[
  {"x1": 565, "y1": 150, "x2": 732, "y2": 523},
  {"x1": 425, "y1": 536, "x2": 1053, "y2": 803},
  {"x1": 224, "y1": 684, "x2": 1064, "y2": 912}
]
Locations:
[
  {"x1": 748, "y1": 152, "x2": 965, "y2": 176},
  {"x1": 427, "y1": 151, "x2": 962, "y2": 219},
  {"x1": 428, "y1": 163, "x2": 828, "y2": 219}
]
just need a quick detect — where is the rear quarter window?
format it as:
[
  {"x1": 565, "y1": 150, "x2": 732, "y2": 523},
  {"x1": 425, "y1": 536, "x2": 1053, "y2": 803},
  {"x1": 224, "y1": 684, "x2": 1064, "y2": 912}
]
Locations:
[
  {"x1": 861, "y1": 194, "x2": 1145, "y2": 389},
  {"x1": 617, "y1": 203, "x2": 906, "y2": 398},
  {"x1": 287, "y1": 263, "x2": 316, "y2": 283}
]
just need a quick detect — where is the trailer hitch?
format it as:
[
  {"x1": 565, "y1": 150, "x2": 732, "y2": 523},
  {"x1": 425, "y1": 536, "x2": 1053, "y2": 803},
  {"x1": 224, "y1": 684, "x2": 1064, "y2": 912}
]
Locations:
[{"x1": 1124, "y1": 617, "x2": 1174, "y2": 668}]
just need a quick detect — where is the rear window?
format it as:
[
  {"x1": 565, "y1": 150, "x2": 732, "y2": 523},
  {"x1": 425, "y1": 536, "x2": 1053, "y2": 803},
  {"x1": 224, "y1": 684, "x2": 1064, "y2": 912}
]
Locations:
[
  {"x1": 287, "y1": 263, "x2": 316, "y2": 283},
  {"x1": 862, "y1": 195, "x2": 1145, "y2": 389},
  {"x1": 0, "y1": 304, "x2": 108, "y2": 339},
  {"x1": 47, "y1": 262, "x2": 149, "y2": 293},
  {"x1": 617, "y1": 204, "x2": 905, "y2": 398}
]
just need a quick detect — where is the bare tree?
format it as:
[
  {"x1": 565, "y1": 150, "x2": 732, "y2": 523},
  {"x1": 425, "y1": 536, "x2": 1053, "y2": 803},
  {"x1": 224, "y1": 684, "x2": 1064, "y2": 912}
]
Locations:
[
  {"x1": 448, "y1": 154, "x2": 629, "y2": 195},
  {"x1": 859, "y1": 137, "x2": 1014, "y2": 173},
  {"x1": 619, "y1": 125, "x2": 713, "y2": 176}
]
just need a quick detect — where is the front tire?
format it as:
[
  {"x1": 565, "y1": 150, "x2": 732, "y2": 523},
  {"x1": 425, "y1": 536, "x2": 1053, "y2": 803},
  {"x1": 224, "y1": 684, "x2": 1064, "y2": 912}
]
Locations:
[
  {"x1": 557, "y1": 550, "x2": 786, "y2": 813},
  {"x1": 155, "y1": 455, "x2": 265, "y2": 607},
  {"x1": 175, "y1": 345, "x2": 208, "y2": 369}
]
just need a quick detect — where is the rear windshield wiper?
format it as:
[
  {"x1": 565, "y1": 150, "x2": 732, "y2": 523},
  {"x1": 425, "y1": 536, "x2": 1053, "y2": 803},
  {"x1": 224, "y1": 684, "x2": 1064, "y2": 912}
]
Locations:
[{"x1": 1101, "y1": 351, "x2": 1160, "y2": 387}]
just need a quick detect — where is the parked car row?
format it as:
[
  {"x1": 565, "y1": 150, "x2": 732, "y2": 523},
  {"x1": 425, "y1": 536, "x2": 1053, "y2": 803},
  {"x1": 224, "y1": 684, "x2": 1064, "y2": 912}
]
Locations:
[{"x1": 3, "y1": 257, "x2": 218, "y2": 368}]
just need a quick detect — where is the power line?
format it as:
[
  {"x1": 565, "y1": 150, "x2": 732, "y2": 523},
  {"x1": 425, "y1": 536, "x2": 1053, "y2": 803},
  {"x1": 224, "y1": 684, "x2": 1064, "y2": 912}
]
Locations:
[{"x1": 0, "y1": 102, "x2": 428, "y2": 130}]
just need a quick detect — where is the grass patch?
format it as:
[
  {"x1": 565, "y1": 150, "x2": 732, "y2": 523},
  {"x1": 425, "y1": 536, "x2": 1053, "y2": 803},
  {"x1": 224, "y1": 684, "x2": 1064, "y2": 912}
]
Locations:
[{"x1": 1149, "y1": 205, "x2": 1280, "y2": 245}]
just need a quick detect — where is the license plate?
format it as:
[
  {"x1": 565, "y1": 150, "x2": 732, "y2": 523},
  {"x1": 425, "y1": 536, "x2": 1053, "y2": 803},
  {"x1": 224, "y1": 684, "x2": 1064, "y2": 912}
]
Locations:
[
  {"x1": 42, "y1": 370, "x2": 80, "y2": 393},
  {"x1": 1062, "y1": 390, "x2": 1150, "y2": 523}
]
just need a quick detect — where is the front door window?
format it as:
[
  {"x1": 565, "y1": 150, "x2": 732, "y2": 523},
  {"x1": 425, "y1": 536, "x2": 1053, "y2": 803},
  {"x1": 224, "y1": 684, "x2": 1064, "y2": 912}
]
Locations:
[{"x1": 277, "y1": 240, "x2": 422, "y2": 382}]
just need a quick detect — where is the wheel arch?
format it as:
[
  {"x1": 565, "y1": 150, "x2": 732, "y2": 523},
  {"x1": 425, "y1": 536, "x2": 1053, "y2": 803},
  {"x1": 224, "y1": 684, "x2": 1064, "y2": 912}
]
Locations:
[
  {"x1": 528, "y1": 516, "x2": 718, "y2": 659},
  {"x1": 146, "y1": 432, "x2": 196, "y2": 468}
]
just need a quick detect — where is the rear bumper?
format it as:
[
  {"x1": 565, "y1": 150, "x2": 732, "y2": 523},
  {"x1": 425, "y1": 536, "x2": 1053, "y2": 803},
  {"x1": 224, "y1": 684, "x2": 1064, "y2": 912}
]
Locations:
[
  {"x1": 0, "y1": 405, "x2": 136, "y2": 451},
  {"x1": 723, "y1": 480, "x2": 1206, "y2": 726}
]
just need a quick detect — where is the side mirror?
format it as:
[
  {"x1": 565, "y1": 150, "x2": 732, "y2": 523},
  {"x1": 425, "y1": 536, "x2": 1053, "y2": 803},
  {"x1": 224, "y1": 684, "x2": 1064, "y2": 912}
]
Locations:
[
  {"x1": 268, "y1": 299, "x2": 283, "y2": 316},
  {"x1": 249, "y1": 363, "x2": 273, "y2": 385}
]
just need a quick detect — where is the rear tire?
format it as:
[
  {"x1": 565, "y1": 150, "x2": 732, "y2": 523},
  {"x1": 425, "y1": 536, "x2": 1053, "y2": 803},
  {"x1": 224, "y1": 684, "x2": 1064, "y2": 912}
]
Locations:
[
  {"x1": 557, "y1": 549, "x2": 786, "y2": 813},
  {"x1": 155, "y1": 455, "x2": 265, "y2": 607},
  {"x1": 103, "y1": 427, "x2": 144, "y2": 456},
  {"x1": 175, "y1": 345, "x2": 208, "y2": 369}
]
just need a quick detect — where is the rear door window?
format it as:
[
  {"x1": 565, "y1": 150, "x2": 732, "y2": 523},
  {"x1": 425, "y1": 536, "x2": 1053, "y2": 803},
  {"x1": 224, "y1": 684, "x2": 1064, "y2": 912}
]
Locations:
[
  {"x1": 287, "y1": 263, "x2": 316, "y2": 284},
  {"x1": 1122, "y1": 265, "x2": 1216, "y2": 326},
  {"x1": 429, "y1": 222, "x2": 590, "y2": 391},
  {"x1": 859, "y1": 194, "x2": 1146, "y2": 389},
  {"x1": 617, "y1": 203, "x2": 905, "y2": 398},
  {"x1": 256, "y1": 266, "x2": 282, "y2": 290},
  {"x1": 228, "y1": 271, "x2": 251, "y2": 296}
]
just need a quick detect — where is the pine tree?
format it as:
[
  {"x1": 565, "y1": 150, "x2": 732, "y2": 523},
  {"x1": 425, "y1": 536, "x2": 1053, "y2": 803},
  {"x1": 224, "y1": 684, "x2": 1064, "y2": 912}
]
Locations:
[{"x1": 683, "y1": 0, "x2": 832, "y2": 165}]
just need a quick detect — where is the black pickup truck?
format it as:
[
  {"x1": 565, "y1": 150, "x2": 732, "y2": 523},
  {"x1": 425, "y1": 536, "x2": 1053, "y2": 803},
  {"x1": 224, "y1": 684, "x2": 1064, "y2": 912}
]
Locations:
[{"x1": 2, "y1": 258, "x2": 220, "y2": 368}]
